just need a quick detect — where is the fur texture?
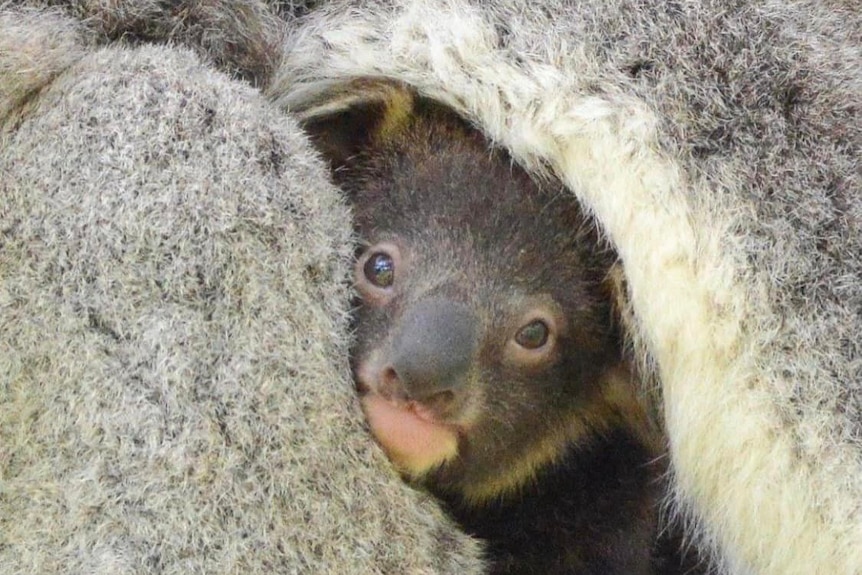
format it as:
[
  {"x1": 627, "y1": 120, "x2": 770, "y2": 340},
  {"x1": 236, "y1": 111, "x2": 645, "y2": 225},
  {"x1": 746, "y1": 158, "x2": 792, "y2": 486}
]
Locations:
[
  {"x1": 2, "y1": 1, "x2": 861, "y2": 574},
  {"x1": 0, "y1": 6, "x2": 484, "y2": 574},
  {"x1": 272, "y1": 2, "x2": 862, "y2": 573}
]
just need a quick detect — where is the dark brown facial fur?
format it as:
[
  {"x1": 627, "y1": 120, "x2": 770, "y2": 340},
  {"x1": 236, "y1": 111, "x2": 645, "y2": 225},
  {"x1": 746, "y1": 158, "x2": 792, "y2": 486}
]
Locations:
[{"x1": 302, "y1": 82, "x2": 704, "y2": 575}]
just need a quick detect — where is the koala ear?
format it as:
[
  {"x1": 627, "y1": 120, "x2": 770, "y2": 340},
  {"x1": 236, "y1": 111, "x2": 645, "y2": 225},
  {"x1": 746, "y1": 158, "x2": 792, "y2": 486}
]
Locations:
[{"x1": 295, "y1": 78, "x2": 416, "y2": 170}]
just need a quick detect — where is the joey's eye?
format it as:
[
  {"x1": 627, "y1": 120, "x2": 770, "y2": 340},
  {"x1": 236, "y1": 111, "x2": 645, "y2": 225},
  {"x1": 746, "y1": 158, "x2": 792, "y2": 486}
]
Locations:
[
  {"x1": 515, "y1": 320, "x2": 549, "y2": 349},
  {"x1": 363, "y1": 252, "x2": 395, "y2": 288}
]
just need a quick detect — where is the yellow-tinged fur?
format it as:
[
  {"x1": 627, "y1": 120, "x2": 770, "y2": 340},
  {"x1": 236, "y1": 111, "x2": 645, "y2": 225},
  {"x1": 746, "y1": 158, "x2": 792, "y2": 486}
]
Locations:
[
  {"x1": 275, "y1": 2, "x2": 862, "y2": 572},
  {"x1": 459, "y1": 364, "x2": 659, "y2": 504}
]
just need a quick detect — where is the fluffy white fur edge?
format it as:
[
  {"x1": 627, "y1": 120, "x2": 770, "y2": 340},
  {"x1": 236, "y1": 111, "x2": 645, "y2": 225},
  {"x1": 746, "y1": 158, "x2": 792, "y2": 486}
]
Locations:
[{"x1": 273, "y1": 1, "x2": 862, "y2": 573}]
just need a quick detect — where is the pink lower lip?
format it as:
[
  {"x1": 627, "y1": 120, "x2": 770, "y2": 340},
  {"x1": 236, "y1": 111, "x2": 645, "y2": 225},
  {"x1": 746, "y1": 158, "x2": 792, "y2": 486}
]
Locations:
[{"x1": 360, "y1": 394, "x2": 459, "y2": 475}]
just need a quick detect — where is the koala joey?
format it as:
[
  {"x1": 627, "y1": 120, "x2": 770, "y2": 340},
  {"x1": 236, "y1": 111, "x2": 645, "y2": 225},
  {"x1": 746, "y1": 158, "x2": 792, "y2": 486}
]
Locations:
[{"x1": 301, "y1": 80, "x2": 703, "y2": 575}]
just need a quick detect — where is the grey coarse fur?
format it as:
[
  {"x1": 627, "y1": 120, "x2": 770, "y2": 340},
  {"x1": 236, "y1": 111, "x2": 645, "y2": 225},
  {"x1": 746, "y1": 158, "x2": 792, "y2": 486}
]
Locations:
[
  {"x1": 1, "y1": 1, "x2": 861, "y2": 574},
  {"x1": 0, "y1": 4, "x2": 484, "y2": 574}
]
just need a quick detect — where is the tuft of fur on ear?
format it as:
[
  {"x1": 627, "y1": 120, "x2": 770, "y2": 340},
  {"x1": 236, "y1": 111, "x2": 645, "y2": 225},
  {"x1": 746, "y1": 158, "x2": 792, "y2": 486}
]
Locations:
[{"x1": 296, "y1": 78, "x2": 417, "y2": 170}]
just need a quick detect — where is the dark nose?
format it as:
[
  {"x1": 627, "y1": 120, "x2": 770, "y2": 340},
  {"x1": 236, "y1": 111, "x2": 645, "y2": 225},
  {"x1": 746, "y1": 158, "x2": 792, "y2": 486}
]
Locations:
[{"x1": 388, "y1": 298, "x2": 477, "y2": 402}]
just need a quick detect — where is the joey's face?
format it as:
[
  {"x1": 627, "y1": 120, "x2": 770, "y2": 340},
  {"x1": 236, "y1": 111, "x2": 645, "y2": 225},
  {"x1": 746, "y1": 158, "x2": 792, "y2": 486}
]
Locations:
[
  {"x1": 352, "y1": 228, "x2": 618, "y2": 501},
  {"x1": 341, "y1": 103, "x2": 619, "y2": 501}
]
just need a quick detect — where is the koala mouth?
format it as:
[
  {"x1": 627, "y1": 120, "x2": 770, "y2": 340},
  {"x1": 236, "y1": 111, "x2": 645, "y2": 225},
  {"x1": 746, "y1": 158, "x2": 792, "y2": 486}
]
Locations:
[{"x1": 359, "y1": 391, "x2": 460, "y2": 478}]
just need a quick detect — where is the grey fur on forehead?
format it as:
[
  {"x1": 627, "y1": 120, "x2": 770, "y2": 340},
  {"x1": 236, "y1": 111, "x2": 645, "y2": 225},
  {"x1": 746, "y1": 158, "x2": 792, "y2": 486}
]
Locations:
[{"x1": 2, "y1": 1, "x2": 861, "y2": 574}]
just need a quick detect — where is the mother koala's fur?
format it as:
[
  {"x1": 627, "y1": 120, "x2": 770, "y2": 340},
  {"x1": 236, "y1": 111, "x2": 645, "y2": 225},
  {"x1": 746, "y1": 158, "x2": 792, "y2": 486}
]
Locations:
[
  {"x1": 0, "y1": 5, "x2": 483, "y2": 574},
  {"x1": 2, "y1": 1, "x2": 861, "y2": 574}
]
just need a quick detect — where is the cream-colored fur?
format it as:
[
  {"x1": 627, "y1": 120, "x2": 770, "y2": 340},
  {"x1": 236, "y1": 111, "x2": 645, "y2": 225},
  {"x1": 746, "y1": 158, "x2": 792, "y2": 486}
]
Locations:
[
  {"x1": 273, "y1": 1, "x2": 862, "y2": 572},
  {"x1": 3, "y1": 1, "x2": 860, "y2": 573}
]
